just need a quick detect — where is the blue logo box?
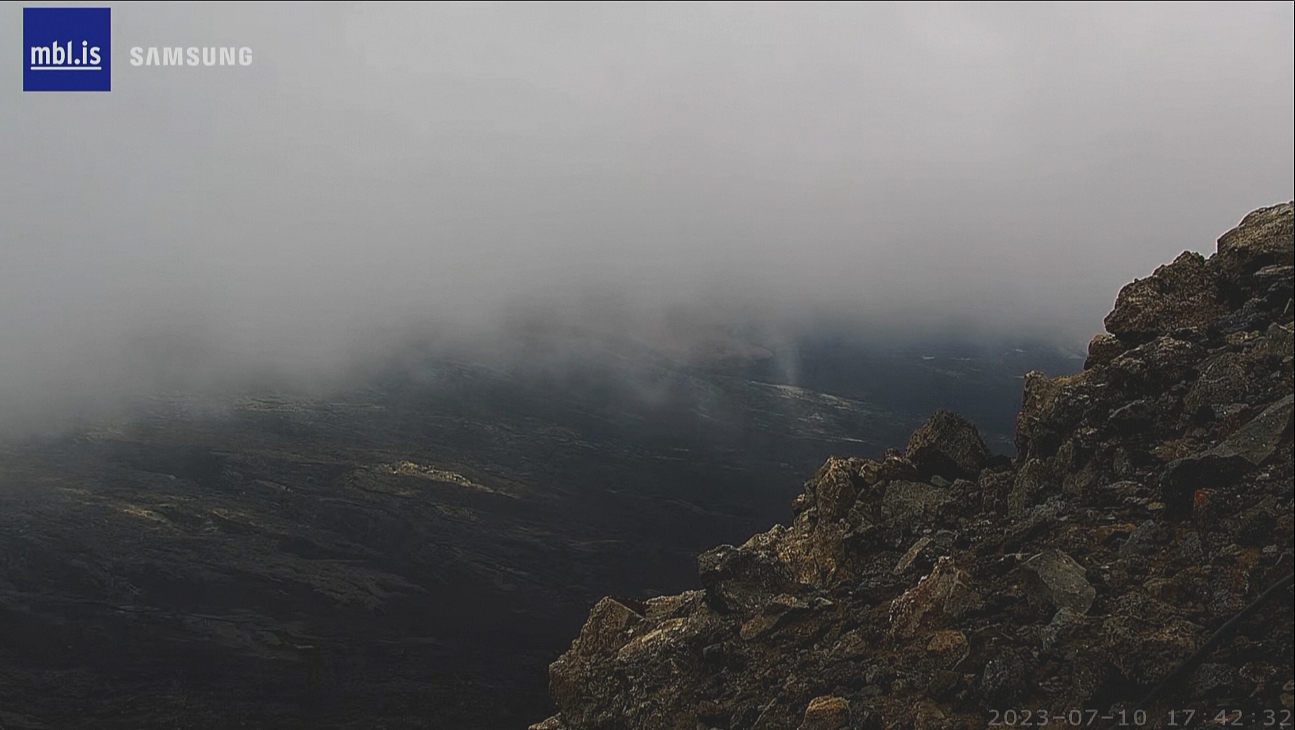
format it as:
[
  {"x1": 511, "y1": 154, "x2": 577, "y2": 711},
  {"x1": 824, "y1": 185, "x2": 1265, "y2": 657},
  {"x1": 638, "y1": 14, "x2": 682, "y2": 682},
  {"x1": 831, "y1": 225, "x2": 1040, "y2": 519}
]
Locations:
[{"x1": 23, "y1": 7, "x2": 111, "y2": 91}]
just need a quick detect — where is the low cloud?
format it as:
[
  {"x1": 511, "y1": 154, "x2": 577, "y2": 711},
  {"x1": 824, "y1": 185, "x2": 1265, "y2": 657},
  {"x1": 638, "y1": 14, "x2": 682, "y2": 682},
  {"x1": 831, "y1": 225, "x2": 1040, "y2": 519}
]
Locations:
[{"x1": 2, "y1": 2, "x2": 1292, "y2": 432}]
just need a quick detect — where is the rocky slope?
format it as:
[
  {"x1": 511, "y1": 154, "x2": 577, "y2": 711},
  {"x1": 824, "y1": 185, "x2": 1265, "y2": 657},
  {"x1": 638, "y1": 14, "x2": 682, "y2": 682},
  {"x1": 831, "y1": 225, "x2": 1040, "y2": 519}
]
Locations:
[{"x1": 534, "y1": 203, "x2": 1295, "y2": 730}]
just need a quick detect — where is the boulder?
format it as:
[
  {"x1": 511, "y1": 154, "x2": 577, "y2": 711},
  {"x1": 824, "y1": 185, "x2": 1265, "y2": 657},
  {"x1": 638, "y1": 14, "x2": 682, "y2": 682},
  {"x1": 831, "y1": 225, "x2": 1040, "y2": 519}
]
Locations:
[
  {"x1": 808, "y1": 457, "x2": 864, "y2": 521},
  {"x1": 905, "y1": 410, "x2": 991, "y2": 480},
  {"x1": 1217, "y1": 394, "x2": 1294, "y2": 465},
  {"x1": 893, "y1": 536, "x2": 933, "y2": 575},
  {"x1": 1183, "y1": 352, "x2": 1255, "y2": 416},
  {"x1": 1020, "y1": 549, "x2": 1096, "y2": 615},
  {"x1": 1015, "y1": 371, "x2": 1080, "y2": 460},
  {"x1": 738, "y1": 594, "x2": 810, "y2": 641}
]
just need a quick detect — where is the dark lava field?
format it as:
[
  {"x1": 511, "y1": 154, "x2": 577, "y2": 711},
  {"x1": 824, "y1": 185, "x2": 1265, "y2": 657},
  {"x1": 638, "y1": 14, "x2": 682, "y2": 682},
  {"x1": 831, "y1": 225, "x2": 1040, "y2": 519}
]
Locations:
[{"x1": 0, "y1": 338, "x2": 1076, "y2": 728}]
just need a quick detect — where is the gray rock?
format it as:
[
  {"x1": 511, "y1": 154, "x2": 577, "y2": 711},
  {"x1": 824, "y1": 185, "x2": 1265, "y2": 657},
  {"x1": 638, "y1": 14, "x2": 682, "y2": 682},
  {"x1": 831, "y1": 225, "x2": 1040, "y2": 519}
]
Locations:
[
  {"x1": 1108, "y1": 399, "x2": 1155, "y2": 425},
  {"x1": 1102, "y1": 480, "x2": 1144, "y2": 500},
  {"x1": 1253, "y1": 263, "x2": 1293, "y2": 290},
  {"x1": 1216, "y1": 394, "x2": 1294, "y2": 465},
  {"x1": 1183, "y1": 353, "x2": 1253, "y2": 415},
  {"x1": 1020, "y1": 549, "x2": 1096, "y2": 615},
  {"x1": 1264, "y1": 322, "x2": 1294, "y2": 359},
  {"x1": 980, "y1": 649, "x2": 1031, "y2": 704},
  {"x1": 1040, "y1": 607, "x2": 1088, "y2": 654},
  {"x1": 1009, "y1": 459, "x2": 1055, "y2": 515}
]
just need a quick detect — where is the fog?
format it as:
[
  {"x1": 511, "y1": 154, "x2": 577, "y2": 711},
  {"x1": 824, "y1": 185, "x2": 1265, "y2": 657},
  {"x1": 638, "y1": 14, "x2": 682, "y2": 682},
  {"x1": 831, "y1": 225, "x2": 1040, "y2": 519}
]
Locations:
[{"x1": 2, "y1": 2, "x2": 1292, "y2": 431}]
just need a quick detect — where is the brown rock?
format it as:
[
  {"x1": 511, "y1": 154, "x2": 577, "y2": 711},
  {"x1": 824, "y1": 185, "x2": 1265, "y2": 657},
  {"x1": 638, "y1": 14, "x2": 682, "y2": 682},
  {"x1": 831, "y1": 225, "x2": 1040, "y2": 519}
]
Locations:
[
  {"x1": 614, "y1": 618, "x2": 690, "y2": 664},
  {"x1": 738, "y1": 594, "x2": 809, "y2": 641},
  {"x1": 810, "y1": 457, "x2": 863, "y2": 521},
  {"x1": 875, "y1": 452, "x2": 920, "y2": 482},
  {"x1": 799, "y1": 696, "x2": 850, "y2": 730},
  {"x1": 1102, "y1": 593, "x2": 1202, "y2": 684},
  {"x1": 1016, "y1": 371, "x2": 1084, "y2": 459},
  {"x1": 913, "y1": 699, "x2": 947, "y2": 729},
  {"x1": 571, "y1": 597, "x2": 643, "y2": 657},
  {"x1": 856, "y1": 458, "x2": 884, "y2": 485},
  {"x1": 889, "y1": 557, "x2": 982, "y2": 638},
  {"x1": 829, "y1": 628, "x2": 870, "y2": 660},
  {"x1": 927, "y1": 629, "x2": 969, "y2": 659}
]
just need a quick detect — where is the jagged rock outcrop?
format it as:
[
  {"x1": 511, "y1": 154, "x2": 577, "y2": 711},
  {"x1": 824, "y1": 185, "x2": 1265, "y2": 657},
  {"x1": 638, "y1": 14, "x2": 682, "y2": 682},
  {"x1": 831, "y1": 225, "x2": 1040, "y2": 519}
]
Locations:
[{"x1": 534, "y1": 203, "x2": 1295, "y2": 730}]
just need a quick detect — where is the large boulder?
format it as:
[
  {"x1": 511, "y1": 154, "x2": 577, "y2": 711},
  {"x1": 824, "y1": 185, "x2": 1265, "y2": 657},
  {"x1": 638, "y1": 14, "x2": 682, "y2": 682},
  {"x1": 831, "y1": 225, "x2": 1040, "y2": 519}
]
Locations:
[
  {"x1": 1020, "y1": 549, "x2": 1096, "y2": 615},
  {"x1": 905, "y1": 410, "x2": 991, "y2": 481}
]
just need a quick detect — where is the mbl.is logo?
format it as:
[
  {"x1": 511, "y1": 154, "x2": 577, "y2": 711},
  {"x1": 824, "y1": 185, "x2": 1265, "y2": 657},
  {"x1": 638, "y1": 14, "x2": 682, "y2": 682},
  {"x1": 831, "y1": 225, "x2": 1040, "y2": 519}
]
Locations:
[{"x1": 23, "y1": 6, "x2": 111, "y2": 91}]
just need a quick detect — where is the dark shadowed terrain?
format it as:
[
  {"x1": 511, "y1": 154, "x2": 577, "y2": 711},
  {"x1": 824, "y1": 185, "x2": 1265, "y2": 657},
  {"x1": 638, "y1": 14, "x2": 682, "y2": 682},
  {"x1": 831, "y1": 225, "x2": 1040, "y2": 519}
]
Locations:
[{"x1": 0, "y1": 335, "x2": 1075, "y2": 729}]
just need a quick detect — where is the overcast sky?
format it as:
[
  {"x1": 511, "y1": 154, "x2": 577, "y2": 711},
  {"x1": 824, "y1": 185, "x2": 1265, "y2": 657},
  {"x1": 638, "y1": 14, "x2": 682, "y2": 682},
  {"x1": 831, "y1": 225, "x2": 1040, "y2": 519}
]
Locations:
[{"x1": 2, "y1": 1, "x2": 1292, "y2": 429}]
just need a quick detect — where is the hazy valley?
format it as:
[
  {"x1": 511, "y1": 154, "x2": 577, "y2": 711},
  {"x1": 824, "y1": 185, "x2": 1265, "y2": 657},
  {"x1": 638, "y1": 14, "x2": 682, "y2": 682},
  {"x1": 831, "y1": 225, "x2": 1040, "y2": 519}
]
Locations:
[{"x1": 0, "y1": 335, "x2": 1076, "y2": 728}]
